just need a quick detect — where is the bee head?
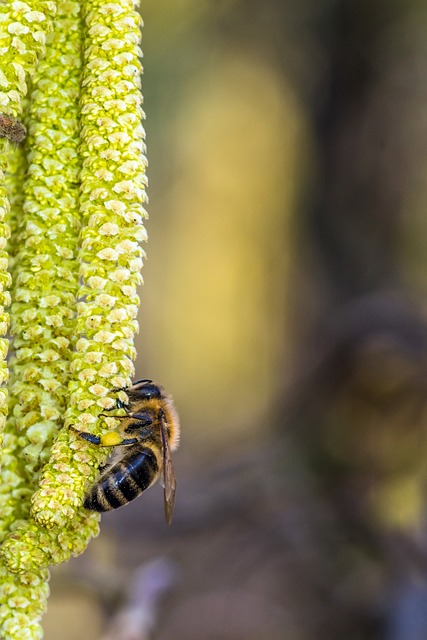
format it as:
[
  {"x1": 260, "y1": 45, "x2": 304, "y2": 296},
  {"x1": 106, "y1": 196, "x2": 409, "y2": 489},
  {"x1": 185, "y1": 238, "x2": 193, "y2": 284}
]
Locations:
[{"x1": 133, "y1": 380, "x2": 162, "y2": 399}]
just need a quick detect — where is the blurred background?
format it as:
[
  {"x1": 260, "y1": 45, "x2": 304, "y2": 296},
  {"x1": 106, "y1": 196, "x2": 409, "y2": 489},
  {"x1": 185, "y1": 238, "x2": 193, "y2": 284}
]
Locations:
[{"x1": 45, "y1": 1, "x2": 427, "y2": 639}]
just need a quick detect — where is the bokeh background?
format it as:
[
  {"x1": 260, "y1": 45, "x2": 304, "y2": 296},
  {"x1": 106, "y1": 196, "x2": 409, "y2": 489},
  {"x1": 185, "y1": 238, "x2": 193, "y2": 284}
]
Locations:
[{"x1": 45, "y1": 1, "x2": 427, "y2": 639}]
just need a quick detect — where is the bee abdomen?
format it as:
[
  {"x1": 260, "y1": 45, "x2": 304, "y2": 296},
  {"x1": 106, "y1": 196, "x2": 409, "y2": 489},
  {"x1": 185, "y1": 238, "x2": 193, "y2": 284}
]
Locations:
[{"x1": 84, "y1": 447, "x2": 159, "y2": 512}]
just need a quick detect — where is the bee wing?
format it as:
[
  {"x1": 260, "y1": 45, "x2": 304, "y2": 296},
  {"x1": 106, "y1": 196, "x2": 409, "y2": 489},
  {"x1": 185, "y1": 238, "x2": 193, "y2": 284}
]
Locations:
[{"x1": 160, "y1": 412, "x2": 177, "y2": 525}]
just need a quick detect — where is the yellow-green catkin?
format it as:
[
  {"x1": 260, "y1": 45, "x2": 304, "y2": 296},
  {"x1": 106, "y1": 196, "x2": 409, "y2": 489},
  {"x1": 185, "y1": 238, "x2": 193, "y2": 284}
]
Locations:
[
  {"x1": 0, "y1": 0, "x2": 82, "y2": 536},
  {"x1": 9, "y1": 0, "x2": 83, "y2": 479},
  {"x1": 1, "y1": 0, "x2": 148, "y2": 576},
  {"x1": 5, "y1": 132, "x2": 27, "y2": 268},
  {"x1": 0, "y1": 2, "x2": 59, "y2": 450},
  {"x1": 0, "y1": 157, "x2": 12, "y2": 442},
  {"x1": 0, "y1": 0, "x2": 84, "y2": 636},
  {"x1": 0, "y1": 0, "x2": 57, "y2": 118},
  {"x1": 3, "y1": 141, "x2": 27, "y2": 440},
  {"x1": 0, "y1": 566, "x2": 49, "y2": 640},
  {"x1": 30, "y1": 0, "x2": 147, "y2": 533}
]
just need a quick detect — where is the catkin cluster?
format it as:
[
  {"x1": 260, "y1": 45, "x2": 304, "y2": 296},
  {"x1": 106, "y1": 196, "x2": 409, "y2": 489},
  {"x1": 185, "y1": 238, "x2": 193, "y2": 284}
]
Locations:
[{"x1": 0, "y1": 0, "x2": 148, "y2": 637}]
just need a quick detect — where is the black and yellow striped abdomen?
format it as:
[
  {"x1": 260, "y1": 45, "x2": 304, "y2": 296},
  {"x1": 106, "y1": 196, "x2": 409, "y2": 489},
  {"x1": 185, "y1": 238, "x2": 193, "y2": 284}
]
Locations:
[{"x1": 84, "y1": 446, "x2": 160, "y2": 512}]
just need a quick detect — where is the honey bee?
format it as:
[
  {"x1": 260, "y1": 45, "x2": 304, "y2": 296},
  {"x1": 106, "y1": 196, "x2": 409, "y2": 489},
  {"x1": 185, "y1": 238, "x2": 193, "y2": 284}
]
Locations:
[
  {"x1": 71, "y1": 380, "x2": 180, "y2": 524},
  {"x1": 0, "y1": 114, "x2": 26, "y2": 143}
]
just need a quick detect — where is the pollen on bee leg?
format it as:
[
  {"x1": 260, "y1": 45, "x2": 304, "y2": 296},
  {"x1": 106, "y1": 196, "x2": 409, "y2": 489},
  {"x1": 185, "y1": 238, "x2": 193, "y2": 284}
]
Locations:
[{"x1": 100, "y1": 431, "x2": 125, "y2": 446}]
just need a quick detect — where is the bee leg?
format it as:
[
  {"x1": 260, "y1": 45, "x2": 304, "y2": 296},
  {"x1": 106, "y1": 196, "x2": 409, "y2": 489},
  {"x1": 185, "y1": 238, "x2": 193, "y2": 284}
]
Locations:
[
  {"x1": 99, "y1": 432, "x2": 138, "y2": 447},
  {"x1": 117, "y1": 437, "x2": 139, "y2": 446},
  {"x1": 101, "y1": 395, "x2": 129, "y2": 413},
  {"x1": 80, "y1": 433, "x2": 102, "y2": 445},
  {"x1": 99, "y1": 406, "x2": 122, "y2": 415},
  {"x1": 70, "y1": 427, "x2": 102, "y2": 445},
  {"x1": 70, "y1": 427, "x2": 138, "y2": 447},
  {"x1": 123, "y1": 413, "x2": 153, "y2": 437},
  {"x1": 131, "y1": 412, "x2": 152, "y2": 425}
]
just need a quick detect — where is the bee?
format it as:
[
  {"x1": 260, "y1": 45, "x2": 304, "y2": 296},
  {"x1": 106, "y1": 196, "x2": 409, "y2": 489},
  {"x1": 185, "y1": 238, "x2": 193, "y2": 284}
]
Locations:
[
  {"x1": 0, "y1": 114, "x2": 26, "y2": 143},
  {"x1": 71, "y1": 379, "x2": 180, "y2": 524}
]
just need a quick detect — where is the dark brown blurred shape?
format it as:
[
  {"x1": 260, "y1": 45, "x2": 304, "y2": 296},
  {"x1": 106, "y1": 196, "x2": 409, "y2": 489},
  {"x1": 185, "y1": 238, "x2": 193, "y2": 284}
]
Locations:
[{"x1": 290, "y1": 292, "x2": 427, "y2": 531}]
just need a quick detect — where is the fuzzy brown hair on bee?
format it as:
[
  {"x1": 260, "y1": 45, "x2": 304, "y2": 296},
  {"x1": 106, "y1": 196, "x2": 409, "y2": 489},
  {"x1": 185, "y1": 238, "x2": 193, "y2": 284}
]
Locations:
[
  {"x1": 71, "y1": 380, "x2": 180, "y2": 525},
  {"x1": 0, "y1": 114, "x2": 26, "y2": 144}
]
